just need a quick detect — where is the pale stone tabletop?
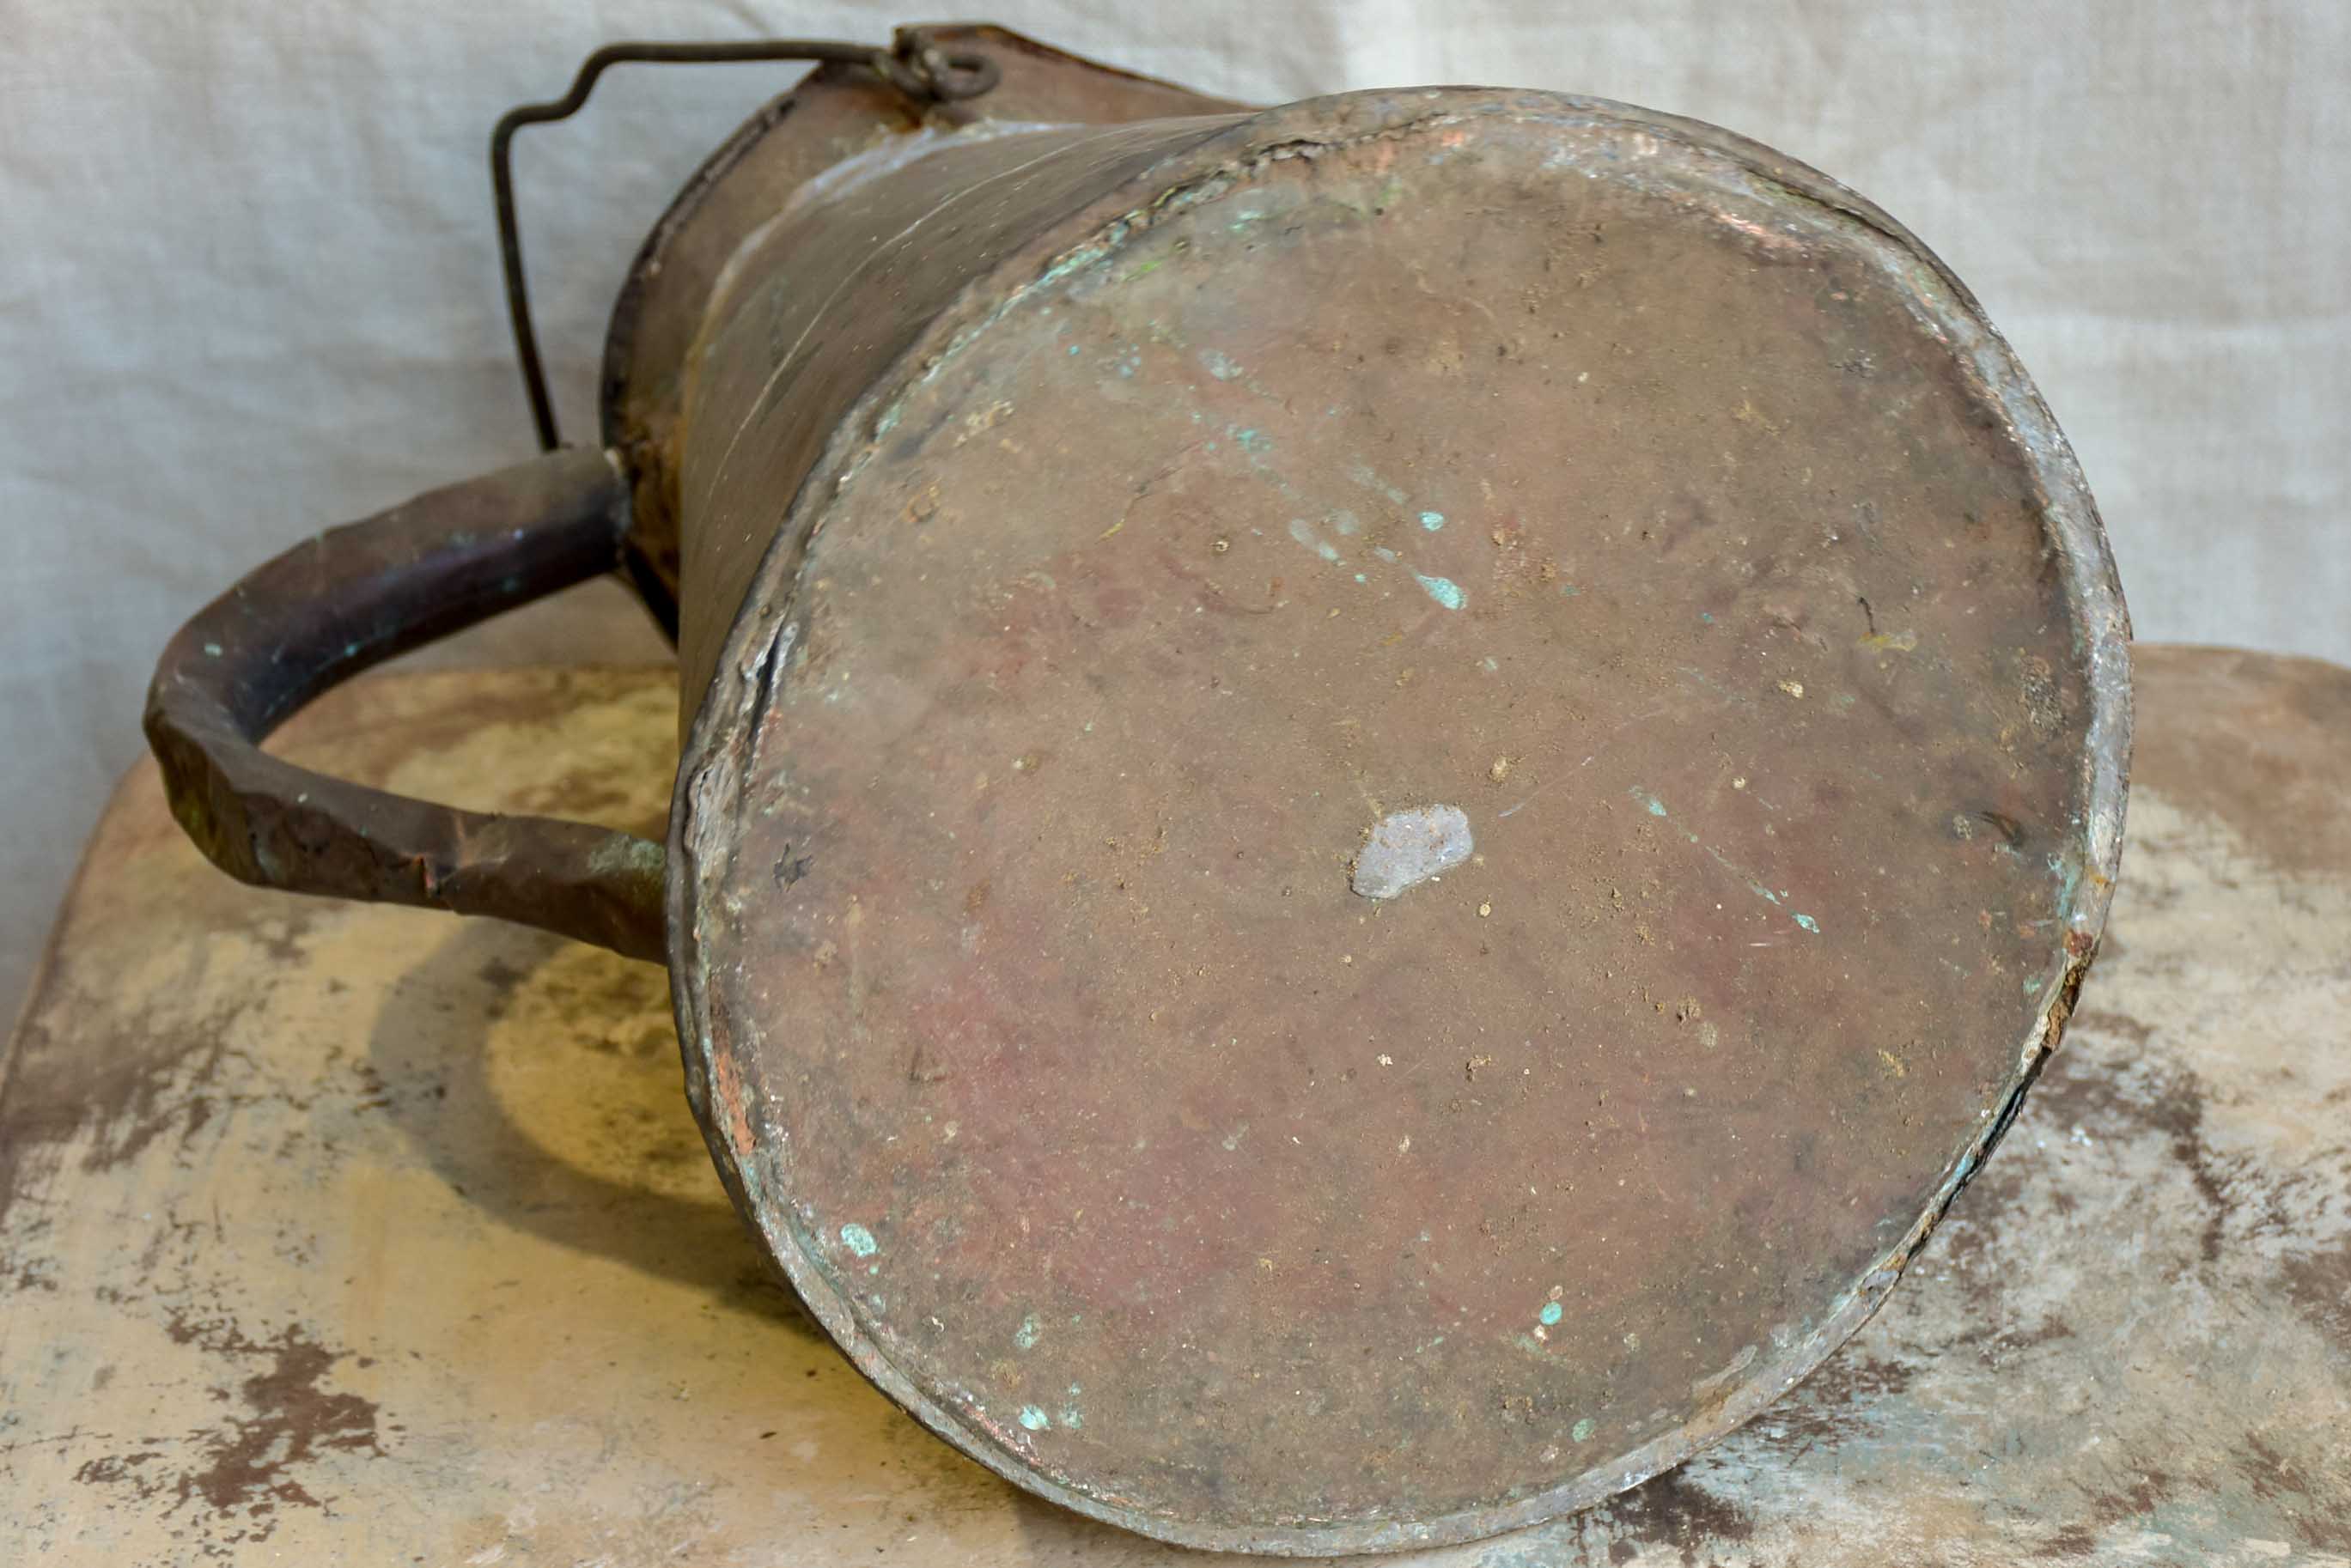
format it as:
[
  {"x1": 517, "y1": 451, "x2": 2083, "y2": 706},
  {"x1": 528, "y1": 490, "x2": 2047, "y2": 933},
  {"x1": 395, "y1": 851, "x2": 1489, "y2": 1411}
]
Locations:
[{"x1": 2, "y1": 645, "x2": 2344, "y2": 1565}]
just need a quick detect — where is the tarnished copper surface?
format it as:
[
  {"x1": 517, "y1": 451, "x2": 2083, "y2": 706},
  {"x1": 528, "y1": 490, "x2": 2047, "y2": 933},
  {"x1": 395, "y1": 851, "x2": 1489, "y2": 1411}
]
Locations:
[
  {"x1": 673, "y1": 88, "x2": 2128, "y2": 1550},
  {"x1": 601, "y1": 24, "x2": 1252, "y2": 620},
  {"x1": 6, "y1": 651, "x2": 2342, "y2": 1565},
  {"x1": 134, "y1": 32, "x2": 2133, "y2": 1549},
  {"x1": 671, "y1": 109, "x2": 1245, "y2": 723}
]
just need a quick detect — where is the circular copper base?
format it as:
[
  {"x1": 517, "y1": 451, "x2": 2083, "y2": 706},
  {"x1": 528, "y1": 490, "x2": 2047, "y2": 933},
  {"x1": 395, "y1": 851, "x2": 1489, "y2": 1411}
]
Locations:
[{"x1": 675, "y1": 90, "x2": 2127, "y2": 1553}]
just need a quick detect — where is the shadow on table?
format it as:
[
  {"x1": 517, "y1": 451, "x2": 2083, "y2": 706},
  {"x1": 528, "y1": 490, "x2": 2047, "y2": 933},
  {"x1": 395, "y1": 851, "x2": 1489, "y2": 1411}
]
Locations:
[{"x1": 367, "y1": 917, "x2": 819, "y2": 1339}]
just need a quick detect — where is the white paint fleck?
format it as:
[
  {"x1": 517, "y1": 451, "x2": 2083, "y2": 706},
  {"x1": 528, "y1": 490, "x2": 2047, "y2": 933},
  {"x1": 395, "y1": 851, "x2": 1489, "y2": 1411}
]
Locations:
[
  {"x1": 1353, "y1": 805, "x2": 1475, "y2": 900},
  {"x1": 1346, "y1": 461, "x2": 1409, "y2": 504},
  {"x1": 1288, "y1": 517, "x2": 1340, "y2": 562}
]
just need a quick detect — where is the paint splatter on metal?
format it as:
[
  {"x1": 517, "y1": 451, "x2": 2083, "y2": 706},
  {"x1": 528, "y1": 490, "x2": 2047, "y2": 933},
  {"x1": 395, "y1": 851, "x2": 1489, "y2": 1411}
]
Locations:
[{"x1": 1352, "y1": 805, "x2": 1475, "y2": 899}]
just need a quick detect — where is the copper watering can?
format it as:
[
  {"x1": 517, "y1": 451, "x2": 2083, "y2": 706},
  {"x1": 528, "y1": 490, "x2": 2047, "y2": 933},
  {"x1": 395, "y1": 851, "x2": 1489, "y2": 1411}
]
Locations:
[{"x1": 144, "y1": 23, "x2": 2129, "y2": 1555}]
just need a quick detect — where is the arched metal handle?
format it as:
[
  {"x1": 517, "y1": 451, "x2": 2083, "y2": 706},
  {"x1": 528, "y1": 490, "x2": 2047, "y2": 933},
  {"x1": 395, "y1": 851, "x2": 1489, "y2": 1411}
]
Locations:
[
  {"x1": 491, "y1": 27, "x2": 1001, "y2": 452},
  {"x1": 143, "y1": 447, "x2": 669, "y2": 962}
]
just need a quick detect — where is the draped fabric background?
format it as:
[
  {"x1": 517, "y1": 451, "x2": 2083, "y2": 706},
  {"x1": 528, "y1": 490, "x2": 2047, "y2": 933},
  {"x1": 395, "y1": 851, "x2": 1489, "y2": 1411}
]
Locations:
[{"x1": 3, "y1": 0, "x2": 2344, "y2": 1017}]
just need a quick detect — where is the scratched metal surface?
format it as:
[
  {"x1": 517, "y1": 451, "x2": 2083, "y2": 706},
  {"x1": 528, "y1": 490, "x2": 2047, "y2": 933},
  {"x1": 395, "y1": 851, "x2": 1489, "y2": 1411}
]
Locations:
[
  {"x1": 1, "y1": 647, "x2": 2340, "y2": 1565},
  {"x1": 673, "y1": 88, "x2": 2126, "y2": 1550},
  {"x1": 601, "y1": 23, "x2": 1253, "y2": 603}
]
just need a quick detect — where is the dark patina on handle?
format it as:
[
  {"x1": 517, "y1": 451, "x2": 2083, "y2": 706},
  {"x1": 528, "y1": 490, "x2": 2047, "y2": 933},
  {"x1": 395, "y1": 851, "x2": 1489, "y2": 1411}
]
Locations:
[{"x1": 143, "y1": 447, "x2": 668, "y2": 962}]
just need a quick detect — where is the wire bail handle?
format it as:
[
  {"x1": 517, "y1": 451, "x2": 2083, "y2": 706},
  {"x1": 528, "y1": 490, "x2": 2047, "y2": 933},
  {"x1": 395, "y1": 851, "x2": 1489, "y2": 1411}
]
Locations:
[{"x1": 490, "y1": 26, "x2": 1002, "y2": 451}]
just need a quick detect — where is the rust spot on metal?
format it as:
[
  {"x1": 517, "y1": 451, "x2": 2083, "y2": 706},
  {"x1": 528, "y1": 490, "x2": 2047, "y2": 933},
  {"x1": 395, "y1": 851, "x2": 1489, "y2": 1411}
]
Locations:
[
  {"x1": 179, "y1": 1323, "x2": 385, "y2": 1519},
  {"x1": 72, "y1": 1309, "x2": 383, "y2": 1548},
  {"x1": 1597, "y1": 1467, "x2": 1759, "y2": 1559}
]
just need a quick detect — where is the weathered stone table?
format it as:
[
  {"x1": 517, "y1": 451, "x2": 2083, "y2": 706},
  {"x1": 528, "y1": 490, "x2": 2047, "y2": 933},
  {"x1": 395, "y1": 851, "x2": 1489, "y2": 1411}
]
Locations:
[{"x1": 2, "y1": 645, "x2": 2344, "y2": 1565}]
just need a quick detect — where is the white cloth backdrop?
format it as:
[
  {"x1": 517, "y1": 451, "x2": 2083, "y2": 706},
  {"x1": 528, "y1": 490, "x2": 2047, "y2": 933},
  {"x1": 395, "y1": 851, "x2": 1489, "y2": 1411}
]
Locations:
[{"x1": 3, "y1": 0, "x2": 2345, "y2": 1016}]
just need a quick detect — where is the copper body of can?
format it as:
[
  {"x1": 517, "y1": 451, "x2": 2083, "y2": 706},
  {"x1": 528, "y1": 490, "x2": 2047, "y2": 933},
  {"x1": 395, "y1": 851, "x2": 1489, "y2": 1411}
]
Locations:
[{"x1": 144, "y1": 25, "x2": 2129, "y2": 1556}]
